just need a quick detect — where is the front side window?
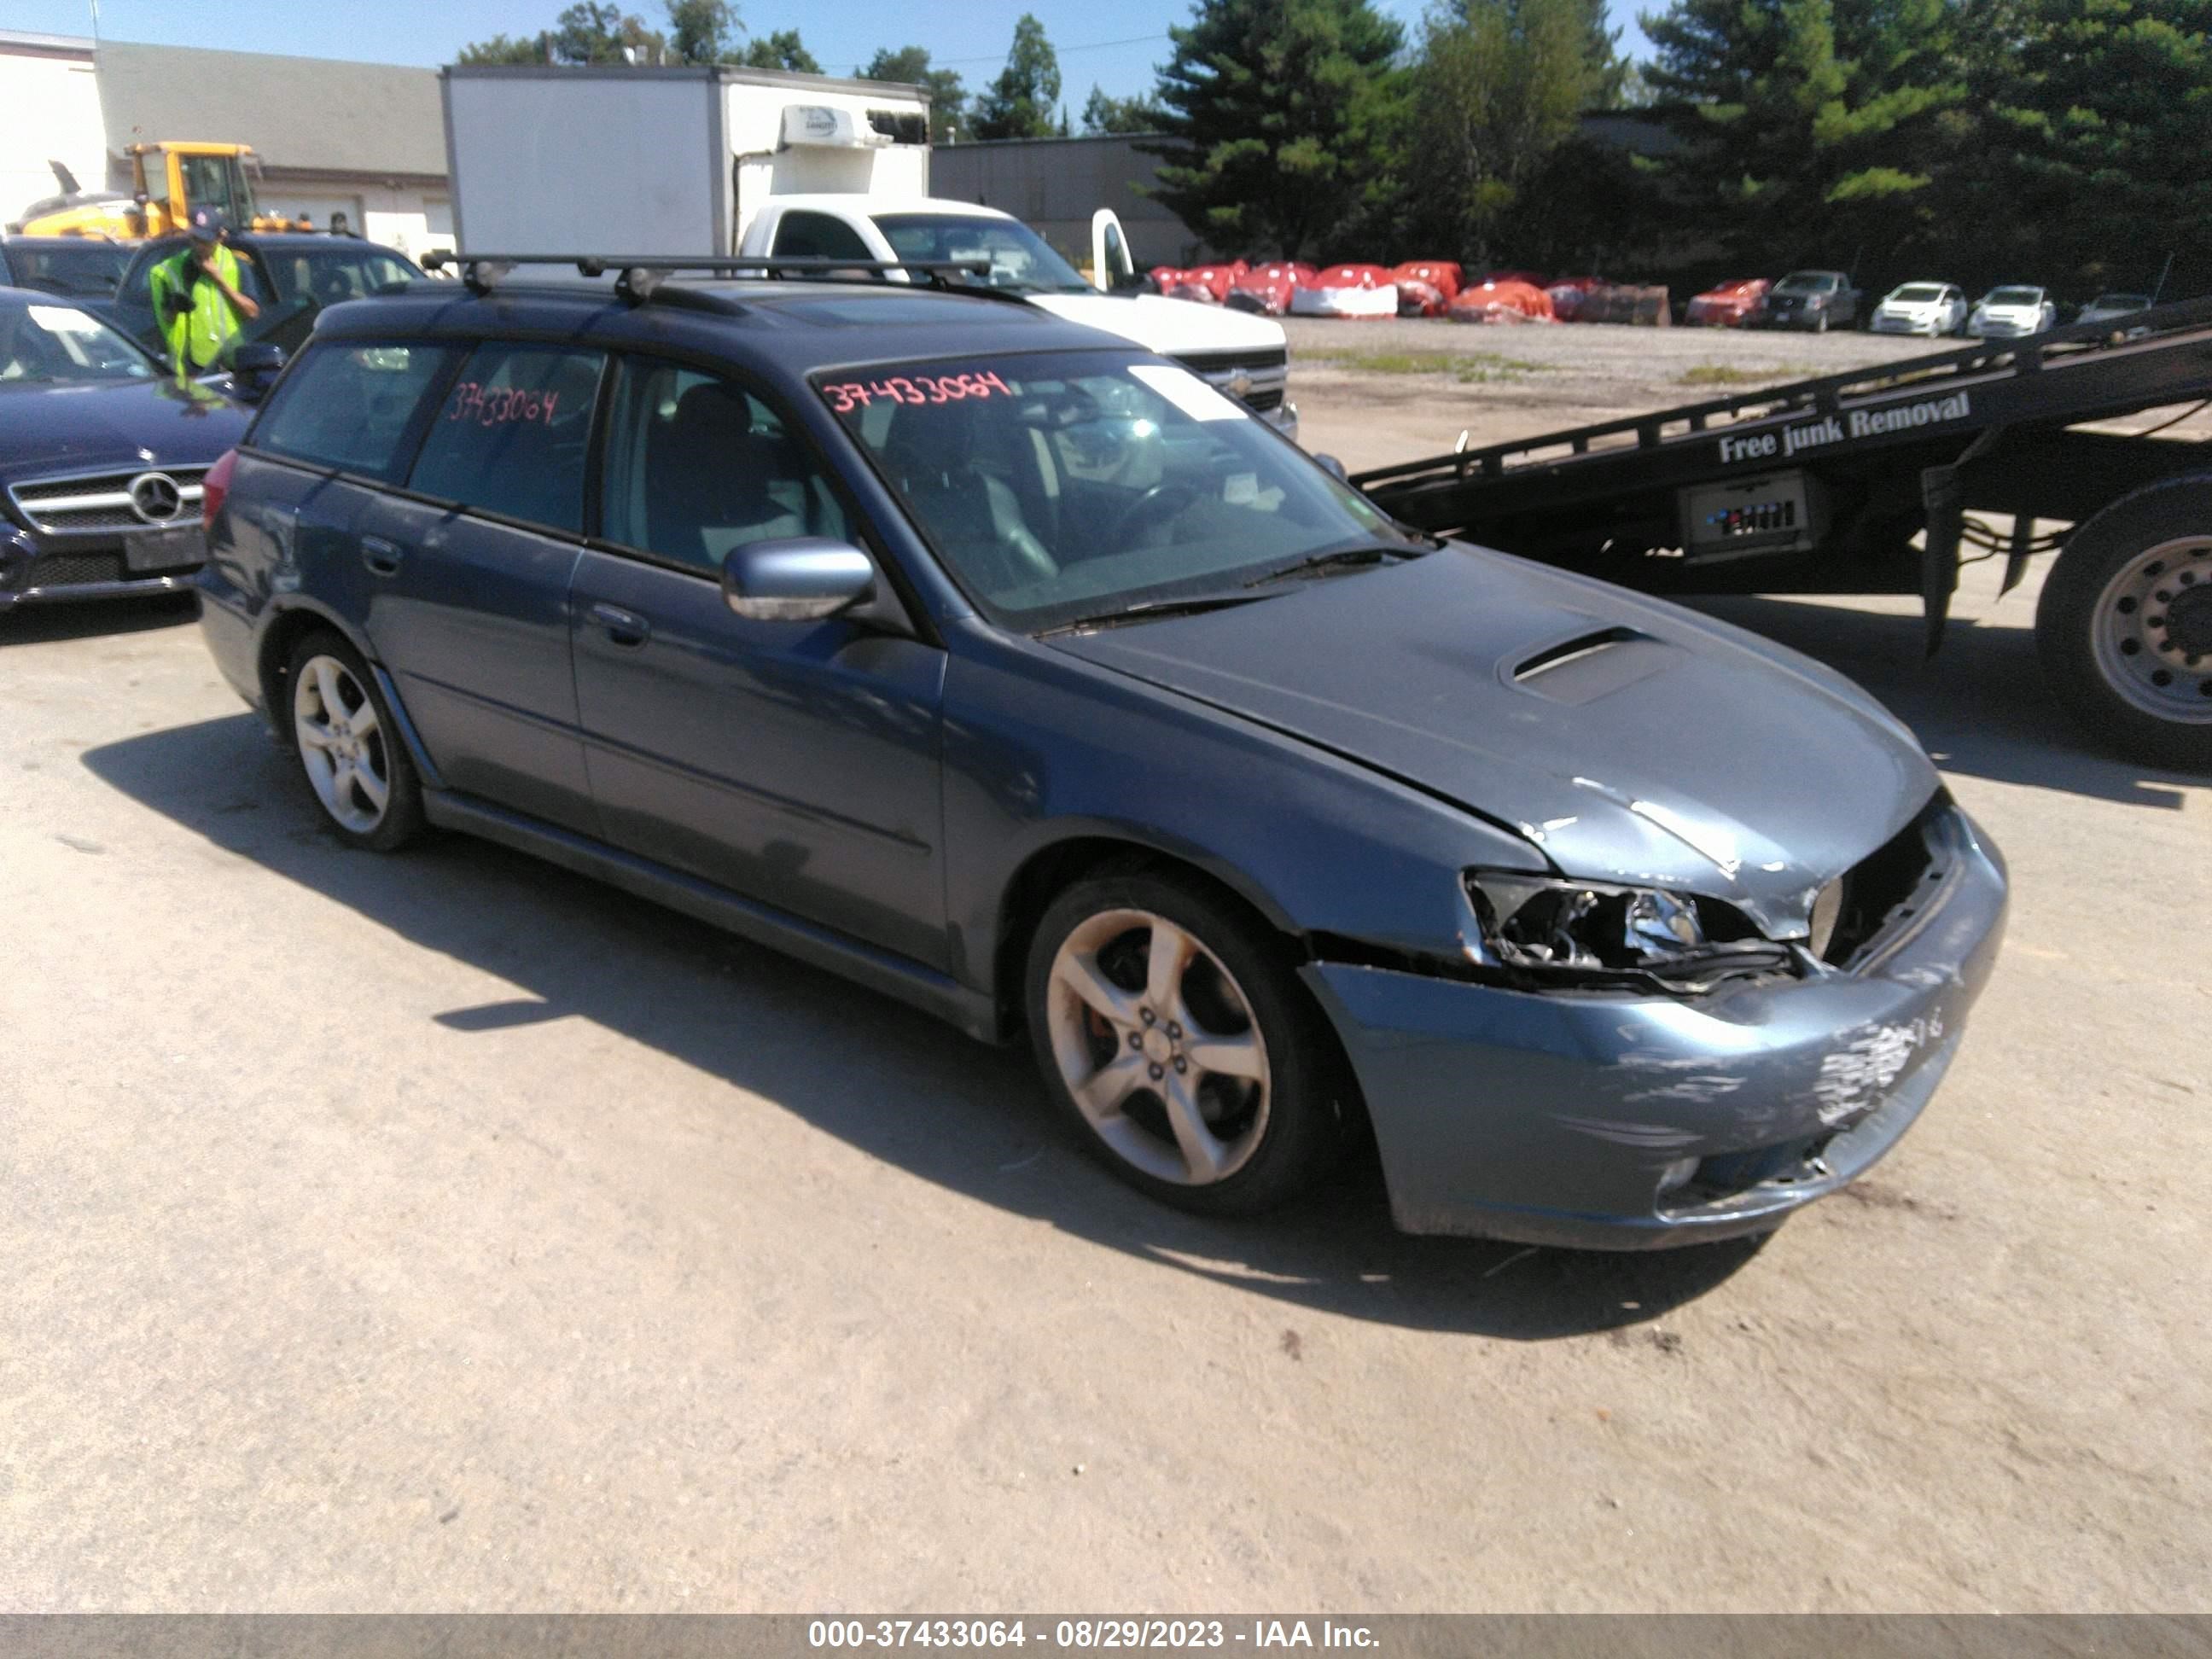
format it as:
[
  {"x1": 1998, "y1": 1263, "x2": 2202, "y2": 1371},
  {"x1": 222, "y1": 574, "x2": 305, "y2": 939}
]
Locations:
[
  {"x1": 0, "y1": 302, "x2": 154, "y2": 386},
  {"x1": 600, "y1": 359, "x2": 848, "y2": 574},
  {"x1": 178, "y1": 154, "x2": 242, "y2": 224},
  {"x1": 406, "y1": 342, "x2": 605, "y2": 533},
  {"x1": 250, "y1": 341, "x2": 456, "y2": 477},
  {"x1": 822, "y1": 350, "x2": 1414, "y2": 629}
]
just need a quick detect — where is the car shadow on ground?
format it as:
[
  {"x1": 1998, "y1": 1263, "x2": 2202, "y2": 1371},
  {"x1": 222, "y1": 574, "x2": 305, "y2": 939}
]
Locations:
[
  {"x1": 1684, "y1": 592, "x2": 2203, "y2": 808},
  {"x1": 0, "y1": 594, "x2": 199, "y2": 647},
  {"x1": 85, "y1": 713, "x2": 1767, "y2": 1341}
]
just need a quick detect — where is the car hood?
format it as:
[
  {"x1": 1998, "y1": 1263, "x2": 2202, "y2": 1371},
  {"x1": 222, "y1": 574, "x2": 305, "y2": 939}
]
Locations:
[
  {"x1": 1026, "y1": 291, "x2": 1287, "y2": 357},
  {"x1": 1045, "y1": 549, "x2": 1939, "y2": 937},
  {"x1": 0, "y1": 375, "x2": 249, "y2": 478}
]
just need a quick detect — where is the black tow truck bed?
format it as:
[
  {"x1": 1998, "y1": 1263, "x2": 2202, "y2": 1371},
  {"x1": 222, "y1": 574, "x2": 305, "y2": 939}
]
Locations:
[{"x1": 1353, "y1": 296, "x2": 2212, "y2": 766}]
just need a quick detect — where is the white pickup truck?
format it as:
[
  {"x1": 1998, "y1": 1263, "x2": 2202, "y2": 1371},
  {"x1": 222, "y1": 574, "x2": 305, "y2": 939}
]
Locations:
[
  {"x1": 737, "y1": 195, "x2": 1295, "y2": 439},
  {"x1": 440, "y1": 65, "x2": 1296, "y2": 439}
]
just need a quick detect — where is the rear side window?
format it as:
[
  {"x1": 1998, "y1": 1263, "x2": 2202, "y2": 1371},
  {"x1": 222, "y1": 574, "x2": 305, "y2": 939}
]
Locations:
[
  {"x1": 406, "y1": 342, "x2": 606, "y2": 533},
  {"x1": 250, "y1": 341, "x2": 456, "y2": 480}
]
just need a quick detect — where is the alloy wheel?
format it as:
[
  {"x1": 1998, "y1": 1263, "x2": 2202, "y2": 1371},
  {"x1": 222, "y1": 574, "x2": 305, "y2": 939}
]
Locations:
[
  {"x1": 292, "y1": 654, "x2": 393, "y2": 833},
  {"x1": 1044, "y1": 908, "x2": 1272, "y2": 1186}
]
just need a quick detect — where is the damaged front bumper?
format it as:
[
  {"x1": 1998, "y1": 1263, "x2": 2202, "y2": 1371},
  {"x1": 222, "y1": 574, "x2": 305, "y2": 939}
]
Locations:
[{"x1": 1301, "y1": 809, "x2": 2008, "y2": 1249}]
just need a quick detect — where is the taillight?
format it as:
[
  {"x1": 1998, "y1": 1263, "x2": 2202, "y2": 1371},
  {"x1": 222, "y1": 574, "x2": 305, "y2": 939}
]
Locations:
[{"x1": 201, "y1": 447, "x2": 238, "y2": 528}]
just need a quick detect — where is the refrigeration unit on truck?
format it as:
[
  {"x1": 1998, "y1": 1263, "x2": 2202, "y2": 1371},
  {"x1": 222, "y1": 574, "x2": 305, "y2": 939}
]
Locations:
[
  {"x1": 1354, "y1": 297, "x2": 2212, "y2": 768},
  {"x1": 439, "y1": 65, "x2": 1296, "y2": 436}
]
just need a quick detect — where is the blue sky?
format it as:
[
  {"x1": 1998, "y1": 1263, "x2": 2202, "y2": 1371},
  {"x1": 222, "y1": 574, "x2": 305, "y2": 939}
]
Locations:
[{"x1": 19, "y1": 0, "x2": 1653, "y2": 103}]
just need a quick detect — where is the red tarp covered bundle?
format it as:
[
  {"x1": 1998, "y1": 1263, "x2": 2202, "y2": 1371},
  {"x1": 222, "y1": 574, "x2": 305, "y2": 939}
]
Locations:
[
  {"x1": 1448, "y1": 279, "x2": 1557, "y2": 324},
  {"x1": 1291, "y1": 265, "x2": 1399, "y2": 317},
  {"x1": 1228, "y1": 261, "x2": 1315, "y2": 315},
  {"x1": 1391, "y1": 261, "x2": 1464, "y2": 317}
]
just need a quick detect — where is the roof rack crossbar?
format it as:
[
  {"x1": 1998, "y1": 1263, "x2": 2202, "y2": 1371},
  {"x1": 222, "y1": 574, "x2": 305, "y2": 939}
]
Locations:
[{"x1": 419, "y1": 249, "x2": 1001, "y2": 304}]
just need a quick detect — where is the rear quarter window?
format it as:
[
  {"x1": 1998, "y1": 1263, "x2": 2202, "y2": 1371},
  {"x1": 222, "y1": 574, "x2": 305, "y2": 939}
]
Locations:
[{"x1": 250, "y1": 341, "x2": 457, "y2": 480}]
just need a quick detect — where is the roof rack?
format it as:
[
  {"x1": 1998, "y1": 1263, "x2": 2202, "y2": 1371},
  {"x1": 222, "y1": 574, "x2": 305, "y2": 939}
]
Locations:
[{"x1": 417, "y1": 250, "x2": 1006, "y2": 306}]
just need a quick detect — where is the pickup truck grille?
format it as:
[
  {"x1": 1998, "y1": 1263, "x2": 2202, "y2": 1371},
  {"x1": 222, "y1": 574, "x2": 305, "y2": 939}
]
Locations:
[
  {"x1": 9, "y1": 467, "x2": 208, "y2": 538},
  {"x1": 1175, "y1": 347, "x2": 1289, "y2": 417}
]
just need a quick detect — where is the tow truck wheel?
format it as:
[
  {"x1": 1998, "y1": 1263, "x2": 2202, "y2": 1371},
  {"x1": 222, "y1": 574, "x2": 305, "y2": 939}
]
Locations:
[{"x1": 2035, "y1": 474, "x2": 2212, "y2": 770}]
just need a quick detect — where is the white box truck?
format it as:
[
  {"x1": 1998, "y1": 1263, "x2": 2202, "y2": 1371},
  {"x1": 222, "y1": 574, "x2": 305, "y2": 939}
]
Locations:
[{"x1": 440, "y1": 65, "x2": 1296, "y2": 438}]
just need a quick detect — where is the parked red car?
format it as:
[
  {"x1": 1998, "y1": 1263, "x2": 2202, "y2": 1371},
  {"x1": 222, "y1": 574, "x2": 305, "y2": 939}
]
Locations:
[{"x1": 1686, "y1": 277, "x2": 1772, "y2": 328}]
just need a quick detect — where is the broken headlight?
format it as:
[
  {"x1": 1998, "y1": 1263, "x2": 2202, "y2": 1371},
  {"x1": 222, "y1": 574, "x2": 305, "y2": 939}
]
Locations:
[{"x1": 1464, "y1": 872, "x2": 1797, "y2": 992}]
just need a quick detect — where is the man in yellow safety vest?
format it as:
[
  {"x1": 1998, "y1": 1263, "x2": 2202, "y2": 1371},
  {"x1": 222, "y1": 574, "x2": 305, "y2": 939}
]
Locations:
[{"x1": 148, "y1": 208, "x2": 261, "y2": 381}]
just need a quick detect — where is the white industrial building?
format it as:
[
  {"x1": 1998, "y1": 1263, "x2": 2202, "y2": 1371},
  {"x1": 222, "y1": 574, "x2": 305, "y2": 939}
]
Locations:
[{"x1": 2, "y1": 29, "x2": 453, "y2": 259}]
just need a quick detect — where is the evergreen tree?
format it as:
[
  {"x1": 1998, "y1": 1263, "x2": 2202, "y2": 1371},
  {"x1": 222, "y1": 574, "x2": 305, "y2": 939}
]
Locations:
[
  {"x1": 971, "y1": 15, "x2": 1064, "y2": 140},
  {"x1": 1994, "y1": 0, "x2": 2212, "y2": 294},
  {"x1": 862, "y1": 47, "x2": 969, "y2": 143},
  {"x1": 1144, "y1": 0, "x2": 1406, "y2": 259},
  {"x1": 1638, "y1": 0, "x2": 1966, "y2": 270}
]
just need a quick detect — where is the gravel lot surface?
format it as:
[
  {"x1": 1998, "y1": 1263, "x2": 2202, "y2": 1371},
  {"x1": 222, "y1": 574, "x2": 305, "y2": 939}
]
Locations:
[{"x1": 4, "y1": 342, "x2": 2209, "y2": 1613}]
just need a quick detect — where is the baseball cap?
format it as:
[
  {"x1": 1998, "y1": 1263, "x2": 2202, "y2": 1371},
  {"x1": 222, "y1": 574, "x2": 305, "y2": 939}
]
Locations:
[{"x1": 187, "y1": 207, "x2": 227, "y2": 243}]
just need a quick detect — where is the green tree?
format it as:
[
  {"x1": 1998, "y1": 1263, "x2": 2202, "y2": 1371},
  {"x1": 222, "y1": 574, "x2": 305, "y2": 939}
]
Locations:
[
  {"x1": 666, "y1": 0, "x2": 738, "y2": 63},
  {"x1": 863, "y1": 46, "x2": 969, "y2": 142},
  {"x1": 1406, "y1": 0, "x2": 1610, "y2": 264},
  {"x1": 1638, "y1": 0, "x2": 1966, "y2": 270},
  {"x1": 1081, "y1": 85, "x2": 1169, "y2": 133},
  {"x1": 1992, "y1": 0, "x2": 2212, "y2": 294},
  {"x1": 1144, "y1": 0, "x2": 1406, "y2": 259},
  {"x1": 456, "y1": 32, "x2": 550, "y2": 65},
  {"x1": 461, "y1": 3, "x2": 664, "y2": 65},
  {"x1": 737, "y1": 27, "x2": 819, "y2": 71},
  {"x1": 971, "y1": 15, "x2": 1063, "y2": 140}
]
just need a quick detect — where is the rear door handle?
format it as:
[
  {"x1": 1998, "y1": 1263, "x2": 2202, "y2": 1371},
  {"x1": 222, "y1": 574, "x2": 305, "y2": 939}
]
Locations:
[
  {"x1": 587, "y1": 601, "x2": 652, "y2": 647},
  {"x1": 361, "y1": 536, "x2": 404, "y2": 576}
]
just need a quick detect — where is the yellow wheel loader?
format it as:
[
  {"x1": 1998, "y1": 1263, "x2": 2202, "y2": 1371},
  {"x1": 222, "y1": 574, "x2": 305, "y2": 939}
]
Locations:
[{"x1": 9, "y1": 143, "x2": 310, "y2": 240}]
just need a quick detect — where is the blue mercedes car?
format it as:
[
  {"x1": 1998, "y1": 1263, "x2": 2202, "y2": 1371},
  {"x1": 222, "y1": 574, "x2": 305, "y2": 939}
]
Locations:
[
  {"x1": 194, "y1": 265, "x2": 2007, "y2": 1249},
  {"x1": 0, "y1": 286, "x2": 252, "y2": 610}
]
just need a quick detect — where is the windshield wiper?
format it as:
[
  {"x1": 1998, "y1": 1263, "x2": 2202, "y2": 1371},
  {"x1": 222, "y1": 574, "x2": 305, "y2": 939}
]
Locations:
[
  {"x1": 1243, "y1": 540, "x2": 1430, "y2": 588},
  {"x1": 1035, "y1": 591, "x2": 1274, "y2": 637}
]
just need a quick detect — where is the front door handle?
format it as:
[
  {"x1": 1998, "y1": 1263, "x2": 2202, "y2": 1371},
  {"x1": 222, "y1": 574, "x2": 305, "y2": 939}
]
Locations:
[
  {"x1": 361, "y1": 536, "x2": 404, "y2": 576},
  {"x1": 587, "y1": 601, "x2": 652, "y2": 647}
]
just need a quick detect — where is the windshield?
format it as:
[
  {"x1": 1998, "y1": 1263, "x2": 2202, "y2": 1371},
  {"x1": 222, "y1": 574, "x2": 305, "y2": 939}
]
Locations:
[
  {"x1": 4, "y1": 242, "x2": 129, "y2": 298},
  {"x1": 824, "y1": 350, "x2": 1417, "y2": 630},
  {"x1": 1986, "y1": 287, "x2": 2042, "y2": 306},
  {"x1": 0, "y1": 301, "x2": 154, "y2": 387},
  {"x1": 259, "y1": 246, "x2": 422, "y2": 306},
  {"x1": 2090, "y1": 294, "x2": 2149, "y2": 310},
  {"x1": 870, "y1": 214, "x2": 1091, "y2": 295},
  {"x1": 1776, "y1": 272, "x2": 1839, "y2": 294},
  {"x1": 1890, "y1": 284, "x2": 1945, "y2": 303}
]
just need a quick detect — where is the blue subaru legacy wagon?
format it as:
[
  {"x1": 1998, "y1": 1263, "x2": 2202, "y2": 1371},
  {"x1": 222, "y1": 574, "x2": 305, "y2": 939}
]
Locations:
[{"x1": 195, "y1": 265, "x2": 2006, "y2": 1249}]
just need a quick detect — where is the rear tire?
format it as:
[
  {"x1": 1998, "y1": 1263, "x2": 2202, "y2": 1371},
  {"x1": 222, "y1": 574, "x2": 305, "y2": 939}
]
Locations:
[
  {"x1": 2034, "y1": 474, "x2": 2212, "y2": 770},
  {"x1": 1023, "y1": 867, "x2": 1351, "y2": 1217},
  {"x1": 286, "y1": 630, "x2": 426, "y2": 850}
]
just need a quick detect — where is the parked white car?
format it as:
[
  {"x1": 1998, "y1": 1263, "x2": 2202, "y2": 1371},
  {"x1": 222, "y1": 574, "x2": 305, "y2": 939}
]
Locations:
[
  {"x1": 1967, "y1": 285, "x2": 2058, "y2": 339},
  {"x1": 1870, "y1": 281, "x2": 1967, "y2": 336}
]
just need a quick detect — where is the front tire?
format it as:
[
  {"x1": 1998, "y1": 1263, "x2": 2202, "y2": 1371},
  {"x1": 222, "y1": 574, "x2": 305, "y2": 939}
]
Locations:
[
  {"x1": 287, "y1": 631, "x2": 426, "y2": 850},
  {"x1": 2034, "y1": 475, "x2": 2212, "y2": 770},
  {"x1": 1023, "y1": 868, "x2": 1349, "y2": 1217}
]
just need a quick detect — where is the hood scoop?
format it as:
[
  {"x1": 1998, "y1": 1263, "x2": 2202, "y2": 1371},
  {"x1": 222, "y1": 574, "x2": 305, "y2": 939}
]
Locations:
[{"x1": 1508, "y1": 626, "x2": 1674, "y2": 705}]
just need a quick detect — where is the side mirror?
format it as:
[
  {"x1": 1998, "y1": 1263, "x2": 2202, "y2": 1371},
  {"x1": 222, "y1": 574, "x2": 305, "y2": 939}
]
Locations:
[
  {"x1": 723, "y1": 538, "x2": 876, "y2": 622},
  {"x1": 1313, "y1": 453, "x2": 1349, "y2": 482},
  {"x1": 230, "y1": 341, "x2": 286, "y2": 402}
]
